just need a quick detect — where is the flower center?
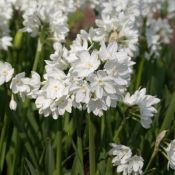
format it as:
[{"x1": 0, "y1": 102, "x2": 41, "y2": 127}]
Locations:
[{"x1": 2, "y1": 70, "x2": 7, "y2": 76}]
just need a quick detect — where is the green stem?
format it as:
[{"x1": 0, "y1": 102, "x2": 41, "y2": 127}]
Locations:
[
  {"x1": 145, "y1": 150, "x2": 156, "y2": 172},
  {"x1": 145, "y1": 130, "x2": 167, "y2": 172},
  {"x1": 113, "y1": 119, "x2": 126, "y2": 142},
  {"x1": 76, "y1": 112, "x2": 84, "y2": 173},
  {"x1": 160, "y1": 92, "x2": 175, "y2": 131},
  {"x1": 88, "y1": 114, "x2": 95, "y2": 175},
  {"x1": 135, "y1": 58, "x2": 145, "y2": 90},
  {"x1": 56, "y1": 118, "x2": 62, "y2": 175},
  {"x1": 32, "y1": 37, "x2": 42, "y2": 72}
]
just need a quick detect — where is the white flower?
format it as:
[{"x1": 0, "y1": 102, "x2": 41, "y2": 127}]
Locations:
[
  {"x1": 99, "y1": 41, "x2": 118, "y2": 61},
  {"x1": 0, "y1": 61, "x2": 14, "y2": 85},
  {"x1": 35, "y1": 94, "x2": 53, "y2": 117},
  {"x1": 86, "y1": 97, "x2": 107, "y2": 116},
  {"x1": 35, "y1": 28, "x2": 134, "y2": 118},
  {"x1": 117, "y1": 155, "x2": 144, "y2": 175},
  {"x1": 109, "y1": 143, "x2": 144, "y2": 175},
  {"x1": 23, "y1": 71, "x2": 41, "y2": 99},
  {"x1": 42, "y1": 78, "x2": 66, "y2": 100},
  {"x1": 166, "y1": 139, "x2": 175, "y2": 170},
  {"x1": 168, "y1": 0, "x2": 175, "y2": 18},
  {"x1": 9, "y1": 95, "x2": 17, "y2": 111},
  {"x1": 21, "y1": 0, "x2": 74, "y2": 40},
  {"x1": 109, "y1": 143, "x2": 132, "y2": 166},
  {"x1": 0, "y1": 0, "x2": 13, "y2": 50},
  {"x1": 50, "y1": 95, "x2": 73, "y2": 119},
  {"x1": 69, "y1": 80, "x2": 90, "y2": 104},
  {"x1": 95, "y1": 11, "x2": 138, "y2": 56},
  {"x1": 123, "y1": 88, "x2": 160, "y2": 128},
  {"x1": 71, "y1": 50, "x2": 100, "y2": 78},
  {"x1": 146, "y1": 18, "x2": 173, "y2": 59},
  {"x1": 88, "y1": 70, "x2": 116, "y2": 99},
  {"x1": 10, "y1": 72, "x2": 30, "y2": 96},
  {"x1": 0, "y1": 36, "x2": 12, "y2": 50}
]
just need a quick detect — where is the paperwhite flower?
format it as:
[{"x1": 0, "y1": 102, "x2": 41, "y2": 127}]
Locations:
[
  {"x1": 71, "y1": 50, "x2": 100, "y2": 78},
  {"x1": 0, "y1": 0, "x2": 13, "y2": 50},
  {"x1": 35, "y1": 94, "x2": 53, "y2": 117},
  {"x1": 123, "y1": 88, "x2": 160, "y2": 128},
  {"x1": 117, "y1": 155, "x2": 144, "y2": 175},
  {"x1": 109, "y1": 143, "x2": 132, "y2": 166},
  {"x1": 69, "y1": 80, "x2": 90, "y2": 104},
  {"x1": 146, "y1": 18, "x2": 173, "y2": 59},
  {"x1": 10, "y1": 72, "x2": 30, "y2": 96},
  {"x1": 10, "y1": 71, "x2": 40, "y2": 99},
  {"x1": 168, "y1": 0, "x2": 175, "y2": 18},
  {"x1": 94, "y1": 1, "x2": 139, "y2": 56},
  {"x1": 0, "y1": 36, "x2": 12, "y2": 50},
  {"x1": 21, "y1": 0, "x2": 76, "y2": 40},
  {"x1": 50, "y1": 95, "x2": 73, "y2": 119},
  {"x1": 99, "y1": 41, "x2": 118, "y2": 61},
  {"x1": 109, "y1": 143, "x2": 144, "y2": 175},
  {"x1": 88, "y1": 70, "x2": 116, "y2": 99},
  {"x1": 166, "y1": 139, "x2": 175, "y2": 170},
  {"x1": 86, "y1": 97, "x2": 107, "y2": 116},
  {"x1": 23, "y1": 71, "x2": 41, "y2": 99},
  {"x1": 138, "y1": 0, "x2": 163, "y2": 18},
  {"x1": 0, "y1": 61, "x2": 14, "y2": 85},
  {"x1": 42, "y1": 78, "x2": 66, "y2": 100}
]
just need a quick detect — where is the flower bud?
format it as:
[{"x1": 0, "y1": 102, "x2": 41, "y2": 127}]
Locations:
[{"x1": 9, "y1": 95, "x2": 17, "y2": 111}]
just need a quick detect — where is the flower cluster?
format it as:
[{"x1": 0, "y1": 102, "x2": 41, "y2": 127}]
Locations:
[
  {"x1": 109, "y1": 143, "x2": 144, "y2": 175},
  {"x1": 10, "y1": 71, "x2": 40, "y2": 99},
  {"x1": 94, "y1": 0, "x2": 139, "y2": 57},
  {"x1": 124, "y1": 88, "x2": 160, "y2": 128},
  {"x1": 166, "y1": 139, "x2": 175, "y2": 170},
  {"x1": 145, "y1": 18, "x2": 173, "y2": 59},
  {"x1": 0, "y1": 0, "x2": 13, "y2": 50},
  {"x1": 138, "y1": 0, "x2": 174, "y2": 59},
  {"x1": 20, "y1": 0, "x2": 78, "y2": 40},
  {"x1": 36, "y1": 37, "x2": 134, "y2": 118}
]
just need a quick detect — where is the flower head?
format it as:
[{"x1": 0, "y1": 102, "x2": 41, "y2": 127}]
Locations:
[
  {"x1": 123, "y1": 88, "x2": 160, "y2": 128},
  {"x1": 166, "y1": 139, "x2": 175, "y2": 170},
  {"x1": 0, "y1": 61, "x2": 14, "y2": 85},
  {"x1": 109, "y1": 143, "x2": 144, "y2": 175}
]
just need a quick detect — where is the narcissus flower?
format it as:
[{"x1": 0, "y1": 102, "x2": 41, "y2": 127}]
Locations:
[
  {"x1": 123, "y1": 88, "x2": 160, "y2": 128},
  {"x1": 166, "y1": 139, "x2": 175, "y2": 170},
  {"x1": 0, "y1": 61, "x2": 14, "y2": 85},
  {"x1": 109, "y1": 143, "x2": 144, "y2": 175},
  {"x1": 109, "y1": 143, "x2": 132, "y2": 166}
]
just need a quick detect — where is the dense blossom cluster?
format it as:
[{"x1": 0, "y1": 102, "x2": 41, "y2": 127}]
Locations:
[
  {"x1": 145, "y1": 18, "x2": 173, "y2": 59},
  {"x1": 35, "y1": 36, "x2": 134, "y2": 118},
  {"x1": 140, "y1": 0, "x2": 174, "y2": 59},
  {"x1": 109, "y1": 143, "x2": 144, "y2": 175},
  {"x1": 0, "y1": 0, "x2": 13, "y2": 50}
]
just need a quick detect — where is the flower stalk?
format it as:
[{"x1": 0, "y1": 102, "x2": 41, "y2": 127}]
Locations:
[
  {"x1": 88, "y1": 113, "x2": 96, "y2": 175},
  {"x1": 56, "y1": 118, "x2": 62, "y2": 175},
  {"x1": 32, "y1": 37, "x2": 42, "y2": 72},
  {"x1": 76, "y1": 111, "x2": 84, "y2": 173}
]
